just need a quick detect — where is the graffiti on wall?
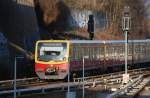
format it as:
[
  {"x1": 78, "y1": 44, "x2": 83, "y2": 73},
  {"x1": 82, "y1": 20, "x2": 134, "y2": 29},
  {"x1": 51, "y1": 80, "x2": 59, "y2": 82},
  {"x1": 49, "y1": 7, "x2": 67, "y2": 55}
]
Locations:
[{"x1": 68, "y1": 9, "x2": 107, "y2": 31}]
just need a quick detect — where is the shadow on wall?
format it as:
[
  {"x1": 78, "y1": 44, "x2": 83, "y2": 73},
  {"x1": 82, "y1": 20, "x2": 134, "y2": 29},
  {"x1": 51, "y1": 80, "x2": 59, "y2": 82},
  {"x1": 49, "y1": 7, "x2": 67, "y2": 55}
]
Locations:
[
  {"x1": 35, "y1": 0, "x2": 86, "y2": 39},
  {"x1": 34, "y1": 0, "x2": 107, "y2": 40},
  {"x1": 35, "y1": 1, "x2": 84, "y2": 39},
  {"x1": 0, "y1": 0, "x2": 39, "y2": 80},
  {"x1": 0, "y1": 0, "x2": 12, "y2": 34},
  {"x1": 0, "y1": 0, "x2": 39, "y2": 50},
  {"x1": 46, "y1": 1, "x2": 70, "y2": 32}
]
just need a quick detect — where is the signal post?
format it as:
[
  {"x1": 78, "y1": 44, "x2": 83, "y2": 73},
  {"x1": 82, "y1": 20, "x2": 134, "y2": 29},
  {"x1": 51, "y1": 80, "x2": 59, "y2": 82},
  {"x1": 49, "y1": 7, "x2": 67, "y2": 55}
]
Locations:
[{"x1": 122, "y1": 6, "x2": 131, "y2": 84}]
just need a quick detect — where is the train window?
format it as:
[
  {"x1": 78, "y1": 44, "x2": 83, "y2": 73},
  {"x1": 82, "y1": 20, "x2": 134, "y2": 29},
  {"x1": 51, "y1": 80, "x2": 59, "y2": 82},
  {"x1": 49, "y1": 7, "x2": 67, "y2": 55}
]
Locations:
[
  {"x1": 114, "y1": 46, "x2": 119, "y2": 60},
  {"x1": 77, "y1": 46, "x2": 80, "y2": 59},
  {"x1": 107, "y1": 46, "x2": 112, "y2": 58},
  {"x1": 88, "y1": 46, "x2": 95, "y2": 60},
  {"x1": 120, "y1": 48, "x2": 124, "y2": 61},
  {"x1": 92, "y1": 47, "x2": 97, "y2": 59},
  {"x1": 44, "y1": 51, "x2": 60, "y2": 56},
  {"x1": 135, "y1": 45, "x2": 140, "y2": 53},
  {"x1": 90, "y1": 47, "x2": 93, "y2": 59},
  {"x1": 85, "y1": 46, "x2": 90, "y2": 58},
  {"x1": 128, "y1": 45, "x2": 132, "y2": 55},
  {"x1": 80, "y1": 46, "x2": 83, "y2": 59},
  {"x1": 78, "y1": 45, "x2": 82, "y2": 59},
  {"x1": 99, "y1": 47, "x2": 104, "y2": 60},
  {"x1": 73, "y1": 46, "x2": 76, "y2": 60},
  {"x1": 95, "y1": 47, "x2": 97, "y2": 59},
  {"x1": 83, "y1": 46, "x2": 86, "y2": 57},
  {"x1": 38, "y1": 42, "x2": 67, "y2": 62},
  {"x1": 72, "y1": 46, "x2": 74, "y2": 59},
  {"x1": 148, "y1": 44, "x2": 150, "y2": 59},
  {"x1": 119, "y1": 46, "x2": 124, "y2": 56},
  {"x1": 92, "y1": 47, "x2": 95, "y2": 59},
  {"x1": 95, "y1": 47, "x2": 100, "y2": 59},
  {"x1": 104, "y1": 46, "x2": 108, "y2": 58},
  {"x1": 74, "y1": 46, "x2": 78, "y2": 60},
  {"x1": 148, "y1": 45, "x2": 150, "y2": 54},
  {"x1": 114, "y1": 47, "x2": 118, "y2": 60},
  {"x1": 111, "y1": 47, "x2": 114, "y2": 59},
  {"x1": 77, "y1": 45, "x2": 81, "y2": 59},
  {"x1": 89, "y1": 47, "x2": 92, "y2": 59},
  {"x1": 87, "y1": 47, "x2": 90, "y2": 59},
  {"x1": 140, "y1": 45, "x2": 145, "y2": 54},
  {"x1": 81, "y1": 46, "x2": 85, "y2": 59}
]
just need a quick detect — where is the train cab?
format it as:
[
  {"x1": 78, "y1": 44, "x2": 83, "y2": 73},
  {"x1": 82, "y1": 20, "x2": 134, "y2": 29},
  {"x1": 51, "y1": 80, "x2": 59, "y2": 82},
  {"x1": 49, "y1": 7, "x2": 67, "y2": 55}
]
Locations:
[{"x1": 35, "y1": 40, "x2": 70, "y2": 79}]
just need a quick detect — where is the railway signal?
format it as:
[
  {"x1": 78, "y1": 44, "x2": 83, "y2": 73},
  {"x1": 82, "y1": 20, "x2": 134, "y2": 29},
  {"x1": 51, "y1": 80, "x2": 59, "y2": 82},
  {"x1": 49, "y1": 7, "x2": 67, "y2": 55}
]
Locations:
[
  {"x1": 88, "y1": 15, "x2": 94, "y2": 40},
  {"x1": 122, "y1": 6, "x2": 131, "y2": 84}
]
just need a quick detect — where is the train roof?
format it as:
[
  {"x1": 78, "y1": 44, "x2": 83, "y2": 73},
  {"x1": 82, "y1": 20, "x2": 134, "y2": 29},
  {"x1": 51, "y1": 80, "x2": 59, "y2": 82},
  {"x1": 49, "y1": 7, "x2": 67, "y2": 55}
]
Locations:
[
  {"x1": 35, "y1": 39, "x2": 150, "y2": 44},
  {"x1": 70, "y1": 39, "x2": 150, "y2": 44}
]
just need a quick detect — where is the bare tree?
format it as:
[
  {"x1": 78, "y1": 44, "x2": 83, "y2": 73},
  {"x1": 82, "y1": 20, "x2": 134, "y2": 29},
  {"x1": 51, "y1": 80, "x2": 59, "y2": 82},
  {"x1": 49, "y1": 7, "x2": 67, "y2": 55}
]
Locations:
[{"x1": 34, "y1": 0, "x2": 149, "y2": 39}]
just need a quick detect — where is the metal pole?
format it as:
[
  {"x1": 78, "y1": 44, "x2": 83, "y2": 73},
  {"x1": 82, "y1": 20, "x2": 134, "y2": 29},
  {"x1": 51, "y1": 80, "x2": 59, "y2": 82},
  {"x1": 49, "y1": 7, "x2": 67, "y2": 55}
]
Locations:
[
  {"x1": 14, "y1": 56, "x2": 24, "y2": 98},
  {"x1": 14, "y1": 57, "x2": 17, "y2": 98},
  {"x1": 83, "y1": 56, "x2": 85, "y2": 98},
  {"x1": 67, "y1": 57, "x2": 70, "y2": 93},
  {"x1": 125, "y1": 31, "x2": 128, "y2": 74}
]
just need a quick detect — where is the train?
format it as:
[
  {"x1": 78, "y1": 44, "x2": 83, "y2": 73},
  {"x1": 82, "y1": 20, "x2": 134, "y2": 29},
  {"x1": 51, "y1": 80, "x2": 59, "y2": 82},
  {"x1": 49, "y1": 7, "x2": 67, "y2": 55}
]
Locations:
[{"x1": 35, "y1": 40, "x2": 150, "y2": 79}]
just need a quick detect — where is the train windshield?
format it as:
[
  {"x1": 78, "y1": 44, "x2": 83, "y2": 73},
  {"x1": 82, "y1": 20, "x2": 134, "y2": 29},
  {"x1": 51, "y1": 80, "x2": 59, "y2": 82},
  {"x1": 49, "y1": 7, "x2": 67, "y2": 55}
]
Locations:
[{"x1": 37, "y1": 42, "x2": 67, "y2": 62}]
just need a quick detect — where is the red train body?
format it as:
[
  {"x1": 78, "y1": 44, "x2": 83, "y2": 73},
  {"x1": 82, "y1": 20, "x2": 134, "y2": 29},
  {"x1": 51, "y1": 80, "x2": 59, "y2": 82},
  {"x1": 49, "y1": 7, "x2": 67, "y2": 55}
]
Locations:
[{"x1": 35, "y1": 40, "x2": 150, "y2": 79}]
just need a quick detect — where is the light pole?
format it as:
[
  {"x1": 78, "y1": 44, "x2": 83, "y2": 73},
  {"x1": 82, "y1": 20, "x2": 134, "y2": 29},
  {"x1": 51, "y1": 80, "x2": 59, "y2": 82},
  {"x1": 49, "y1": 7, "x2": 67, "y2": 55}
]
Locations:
[
  {"x1": 67, "y1": 57, "x2": 76, "y2": 98},
  {"x1": 83, "y1": 56, "x2": 85, "y2": 98},
  {"x1": 67, "y1": 57, "x2": 70, "y2": 93},
  {"x1": 14, "y1": 56, "x2": 24, "y2": 98},
  {"x1": 122, "y1": 6, "x2": 131, "y2": 84},
  {"x1": 82, "y1": 56, "x2": 88, "y2": 98}
]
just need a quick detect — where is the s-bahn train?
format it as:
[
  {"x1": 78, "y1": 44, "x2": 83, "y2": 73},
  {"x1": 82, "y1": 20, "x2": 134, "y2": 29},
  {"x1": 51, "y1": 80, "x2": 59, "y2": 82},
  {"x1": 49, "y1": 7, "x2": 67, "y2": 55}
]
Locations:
[{"x1": 35, "y1": 40, "x2": 150, "y2": 79}]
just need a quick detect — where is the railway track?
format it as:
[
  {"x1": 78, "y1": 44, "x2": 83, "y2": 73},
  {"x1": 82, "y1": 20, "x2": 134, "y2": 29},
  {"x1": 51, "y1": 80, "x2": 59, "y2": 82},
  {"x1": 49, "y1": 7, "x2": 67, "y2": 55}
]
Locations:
[
  {"x1": 0, "y1": 77, "x2": 61, "y2": 91},
  {"x1": 0, "y1": 67, "x2": 149, "y2": 97},
  {"x1": 73, "y1": 67, "x2": 150, "y2": 85},
  {"x1": 0, "y1": 67, "x2": 149, "y2": 90}
]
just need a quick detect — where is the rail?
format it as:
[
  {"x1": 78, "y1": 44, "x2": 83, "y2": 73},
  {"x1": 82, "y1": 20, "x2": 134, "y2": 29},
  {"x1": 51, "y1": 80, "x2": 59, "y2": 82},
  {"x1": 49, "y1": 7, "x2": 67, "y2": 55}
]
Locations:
[
  {"x1": 0, "y1": 82, "x2": 80, "y2": 96},
  {"x1": 126, "y1": 79, "x2": 150, "y2": 96},
  {"x1": 0, "y1": 77, "x2": 38, "y2": 84},
  {"x1": 73, "y1": 67, "x2": 150, "y2": 83},
  {"x1": 0, "y1": 67, "x2": 149, "y2": 97},
  {"x1": 106, "y1": 75, "x2": 144, "y2": 98}
]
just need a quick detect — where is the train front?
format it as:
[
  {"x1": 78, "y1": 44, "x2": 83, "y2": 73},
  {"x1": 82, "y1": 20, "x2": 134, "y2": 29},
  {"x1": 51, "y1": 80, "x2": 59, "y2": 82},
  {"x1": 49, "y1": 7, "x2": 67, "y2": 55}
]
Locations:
[{"x1": 35, "y1": 40, "x2": 69, "y2": 79}]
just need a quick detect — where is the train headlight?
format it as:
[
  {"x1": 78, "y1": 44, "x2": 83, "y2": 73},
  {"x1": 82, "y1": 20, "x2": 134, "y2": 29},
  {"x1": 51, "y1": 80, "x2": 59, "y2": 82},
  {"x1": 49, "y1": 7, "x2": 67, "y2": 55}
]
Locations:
[{"x1": 50, "y1": 64, "x2": 53, "y2": 67}]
